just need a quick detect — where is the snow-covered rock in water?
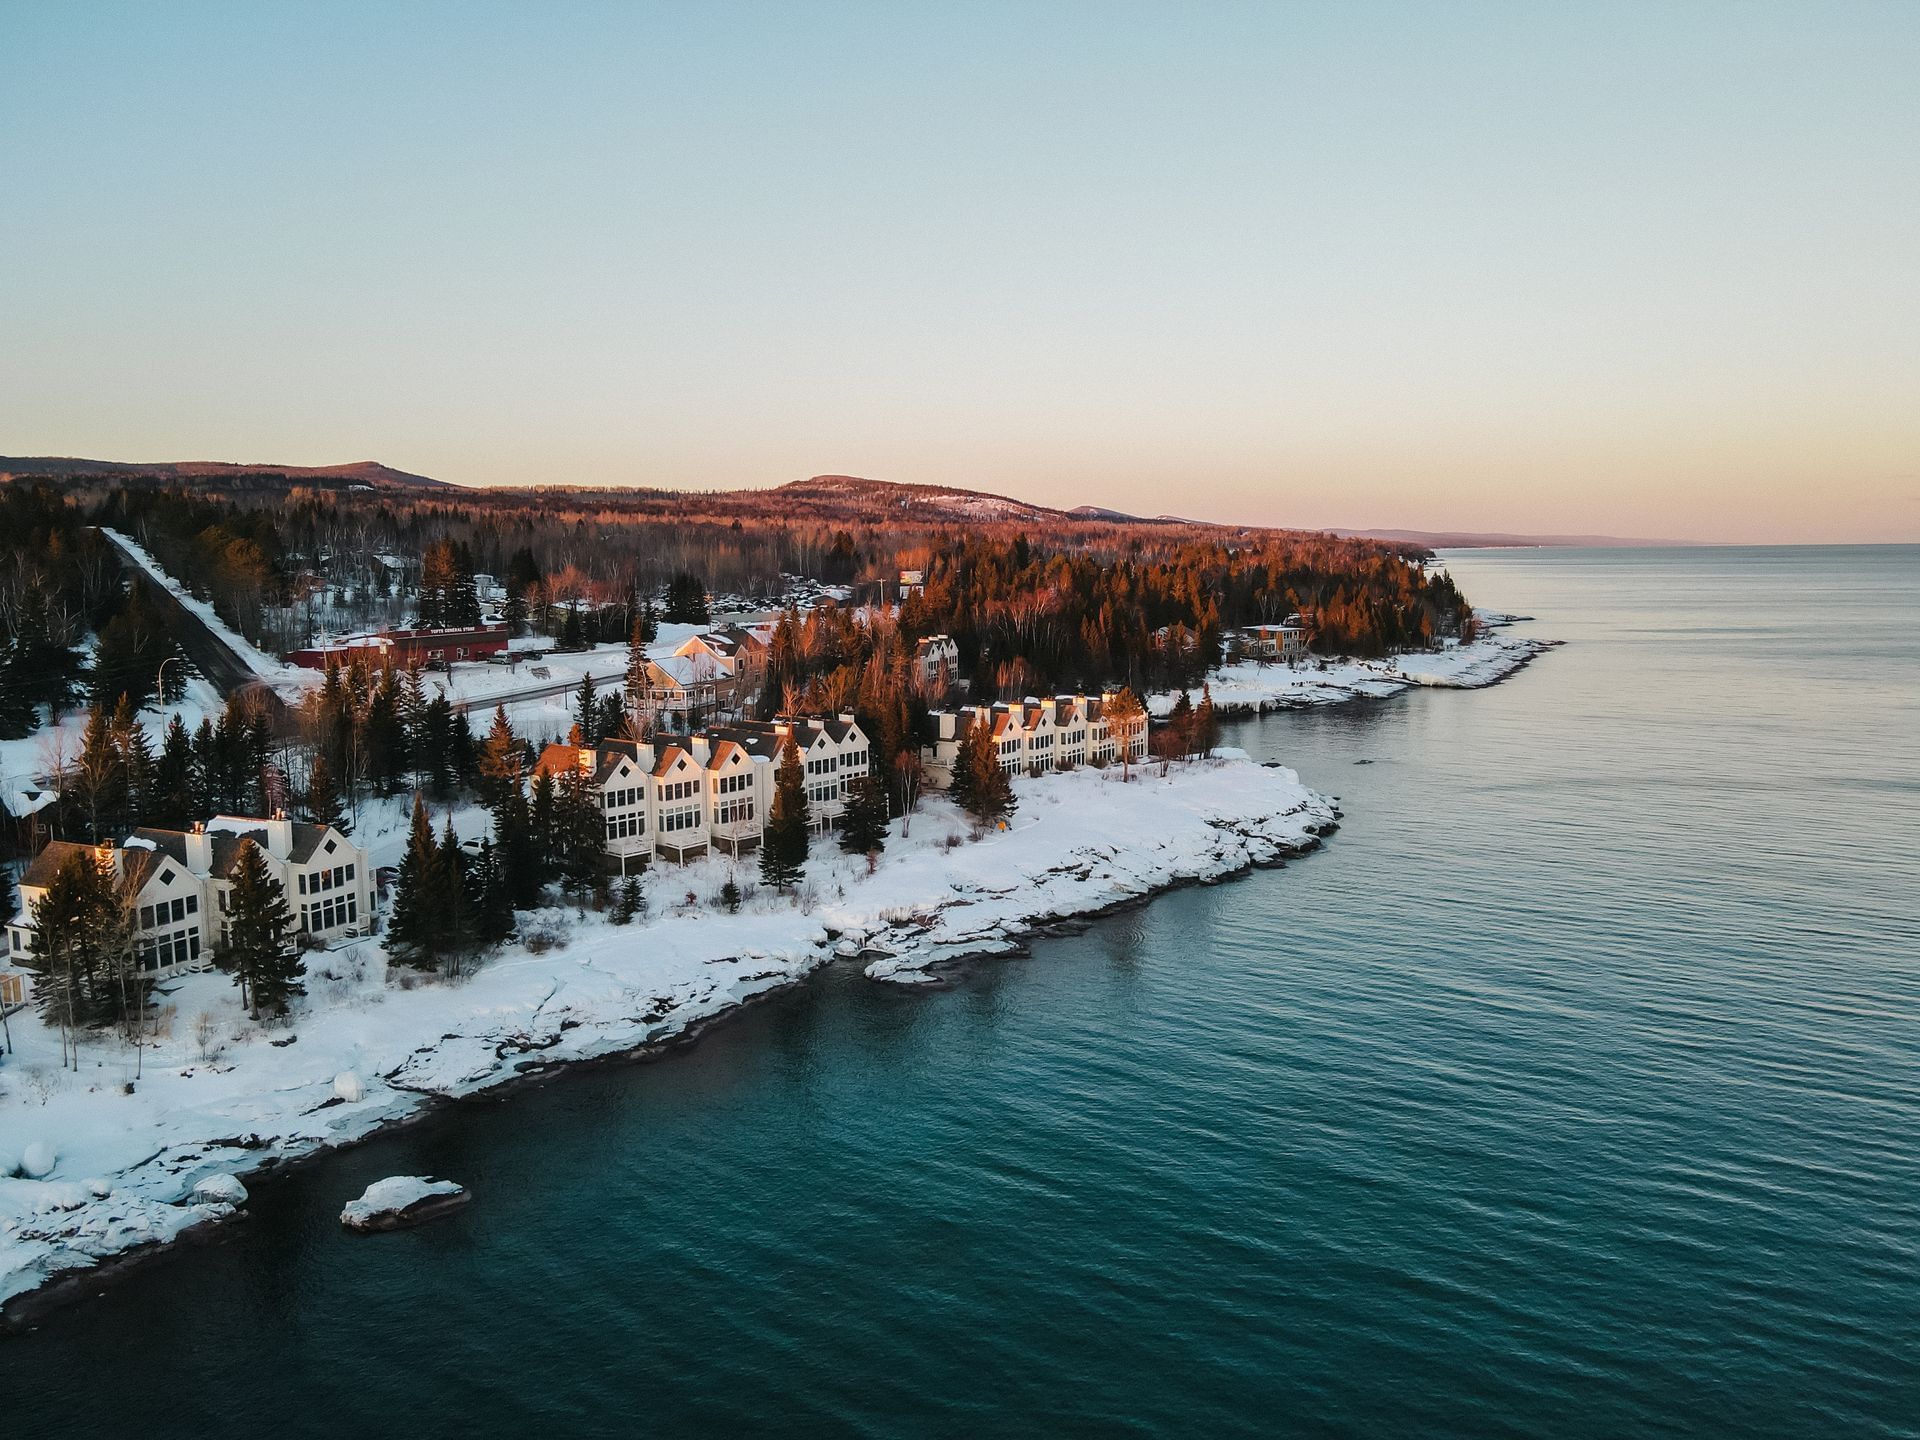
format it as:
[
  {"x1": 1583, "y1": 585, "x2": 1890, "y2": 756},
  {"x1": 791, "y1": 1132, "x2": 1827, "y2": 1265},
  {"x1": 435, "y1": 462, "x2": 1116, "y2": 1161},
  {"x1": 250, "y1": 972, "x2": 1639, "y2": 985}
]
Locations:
[
  {"x1": 191, "y1": 1174, "x2": 248, "y2": 1207},
  {"x1": 333, "y1": 1070, "x2": 365, "y2": 1103},
  {"x1": 20, "y1": 1141, "x2": 56, "y2": 1179},
  {"x1": 340, "y1": 1176, "x2": 469, "y2": 1233}
]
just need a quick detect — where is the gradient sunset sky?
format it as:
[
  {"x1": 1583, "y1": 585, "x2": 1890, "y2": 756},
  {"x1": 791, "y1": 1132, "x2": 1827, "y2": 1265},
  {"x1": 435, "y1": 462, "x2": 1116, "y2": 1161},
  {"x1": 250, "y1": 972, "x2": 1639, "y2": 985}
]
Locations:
[{"x1": 3, "y1": 2, "x2": 1915, "y2": 542}]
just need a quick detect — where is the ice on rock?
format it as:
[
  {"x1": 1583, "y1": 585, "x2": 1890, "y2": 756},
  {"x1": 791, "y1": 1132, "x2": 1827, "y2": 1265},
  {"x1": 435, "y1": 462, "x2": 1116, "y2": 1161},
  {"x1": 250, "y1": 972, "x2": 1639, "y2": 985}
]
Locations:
[
  {"x1": 340, "y1": 1175, "x2": 468, "y2": 1232},
  {"x1": 192, "y1": 1174, "x2": 248, "y2": 1206},
  {"x1": 333, "y1": 1070, "x2": 366, "y2": 1103},
  {"x1": 21, "y1": 1141, "x2": 56, "y2": 1179}
]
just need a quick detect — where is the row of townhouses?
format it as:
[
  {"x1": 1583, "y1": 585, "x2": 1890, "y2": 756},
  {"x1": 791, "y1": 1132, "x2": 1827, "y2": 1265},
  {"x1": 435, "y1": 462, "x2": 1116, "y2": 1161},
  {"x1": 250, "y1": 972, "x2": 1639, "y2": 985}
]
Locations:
[
  {"x1": 4, "y1": 814, "x2": 374, "y2": 982},
  {"x1": 921, "y1": 693, "x2": 1149, "y2": 789},
  {"x1": 532, "y1": 714, "x2": 873, "y2": 867}
]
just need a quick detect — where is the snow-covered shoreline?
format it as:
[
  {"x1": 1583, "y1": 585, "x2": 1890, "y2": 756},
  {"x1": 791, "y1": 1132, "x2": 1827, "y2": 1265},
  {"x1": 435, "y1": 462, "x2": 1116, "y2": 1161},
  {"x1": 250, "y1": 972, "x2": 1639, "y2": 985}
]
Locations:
[
  {"x1": 0, "y1": 755, "x2": 1336, "y2": 1322},
  {"x1": 1149, "y1": 626, "x2": 1556, "y2": 719}
]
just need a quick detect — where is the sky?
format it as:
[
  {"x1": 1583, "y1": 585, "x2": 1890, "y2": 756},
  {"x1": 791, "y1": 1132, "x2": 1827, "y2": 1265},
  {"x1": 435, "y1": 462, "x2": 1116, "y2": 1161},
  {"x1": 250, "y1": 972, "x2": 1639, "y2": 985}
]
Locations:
[{"x1": 2, "y1": 2, "x2": 1916, "y2": 543}]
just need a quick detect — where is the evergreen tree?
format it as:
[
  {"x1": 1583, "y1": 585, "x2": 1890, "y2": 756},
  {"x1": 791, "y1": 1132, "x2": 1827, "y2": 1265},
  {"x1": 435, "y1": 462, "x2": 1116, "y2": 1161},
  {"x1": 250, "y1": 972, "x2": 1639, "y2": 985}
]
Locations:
[
  {"x1": 1168, "y1": 690, "x2": 1195, "y2": 758},
  {"x1": 109, "y1": 694, "x2": 153, "y2": 828},
  {"x1": 150, "y1": 713, "x2": 197, "y2": 828},
  {"x1": 596, "y1": 690, "x2": 628, "y2": 744},
  {"x1": 492, "y1": 781, "x2": 543, "y2": 908},
  {"x1": 386, "y1": 795, "x2": 442, "y2": 970},
  {"x1": 0, "y1": 858, "x2": 15, "y2": 930},
  {"x1": 71, "y1": 704, "x2": 128, "y2": 841},
  {"x1": 221, "y1": 838, "x2": 300, "y2": 1019},
  {"x1": 555, "y1": 769, "x2": 605, "y2": 908},
  {"x1": 475, "y1": 837, "x2": 516, "y2": 944},
  {"x1": 476, "y1": 705, "x2": 523, "y2": 807},
  {"x1": 440, "y1": 818, "x2": 481, "y2": 977},
  {"x1": 306, "y1": 752, "x2": 345, "y2": 829},
  {"x1": 636, "y1": 598, "x2": 658, "y2": 644},
  {"x1": 574, "y1": 673, "x2": 599, "y2": 744},
  {"x1": 663, "y1": 573, "x2": 709, "y2": 625},
  {"x1": 1194, "y1": 684, "x2": 1220, "y2": 759},
  {"x1": 959, "y1": 716, "x2": 1015, "y2": 826},
  {"x1": 559, "y1": 604, "x2": 585, "y2": 652},
  {"x1": 27, "y1": 850, "x2": 128, "y2": 1059},
  {"x1": 839, "y1": 770, "x2": 891, "y2": 856},
  {"x1": 759, "y1": 737, "x2": 810, "y2": 893},
  {"x1": 719, "y1": 877, "x2": 740, "y2": 913},
  {"x1": 529, "y1": 769, "x2": 560, "y2": 881}
]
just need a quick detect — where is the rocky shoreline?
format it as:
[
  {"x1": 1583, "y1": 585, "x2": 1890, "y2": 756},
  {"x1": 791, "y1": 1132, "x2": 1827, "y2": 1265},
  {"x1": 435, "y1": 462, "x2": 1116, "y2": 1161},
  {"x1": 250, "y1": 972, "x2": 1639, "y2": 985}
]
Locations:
[{"x1": 1, "y1": 755, "x2": 1341, "y2": 1327}]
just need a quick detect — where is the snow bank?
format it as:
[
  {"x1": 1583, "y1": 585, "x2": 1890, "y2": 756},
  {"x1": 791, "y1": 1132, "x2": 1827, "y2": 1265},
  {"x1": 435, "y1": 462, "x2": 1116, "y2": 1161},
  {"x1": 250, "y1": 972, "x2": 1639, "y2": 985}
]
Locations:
[
  {"x1": 340, "y1": 1176, "x2": 467, "y2": 1232},
  {"x1": 0, "y1": 756, "x2": 1331, "y2": 1313}
]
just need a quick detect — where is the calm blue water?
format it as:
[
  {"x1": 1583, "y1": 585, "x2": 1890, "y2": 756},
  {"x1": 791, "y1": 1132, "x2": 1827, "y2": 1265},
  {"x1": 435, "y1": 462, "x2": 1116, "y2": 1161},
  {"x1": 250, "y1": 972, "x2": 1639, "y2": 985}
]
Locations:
[{"x1": 12, "y1": 546, "x2": 1920, "y2": 1437}]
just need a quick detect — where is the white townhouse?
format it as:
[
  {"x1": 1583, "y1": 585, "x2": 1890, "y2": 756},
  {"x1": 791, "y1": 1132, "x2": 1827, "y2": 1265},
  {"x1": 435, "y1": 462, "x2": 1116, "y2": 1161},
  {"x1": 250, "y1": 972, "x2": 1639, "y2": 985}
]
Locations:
[
  {"x1": 4, "y1": 814, "x2": 373, "y2": 979},
  {"x1": 912, "y1": 634, "x2": 960, "y2": 693},
  {"x1": 921, "y1": 694, "x2": 1147, "y2": 790},
  {"x1": 532, "y1": 713, "x2": 872, "y2": 867}
]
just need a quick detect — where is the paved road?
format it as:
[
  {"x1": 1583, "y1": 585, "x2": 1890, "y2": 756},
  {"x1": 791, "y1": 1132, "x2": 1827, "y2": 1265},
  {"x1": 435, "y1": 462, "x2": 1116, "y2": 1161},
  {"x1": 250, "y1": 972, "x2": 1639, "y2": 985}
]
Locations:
[
  {"x1": 98, "y1": 528, "x2": 293, "y2": 729},
  {"x1": 434, "y1": 666, "x2": 629, "y2": 716}
]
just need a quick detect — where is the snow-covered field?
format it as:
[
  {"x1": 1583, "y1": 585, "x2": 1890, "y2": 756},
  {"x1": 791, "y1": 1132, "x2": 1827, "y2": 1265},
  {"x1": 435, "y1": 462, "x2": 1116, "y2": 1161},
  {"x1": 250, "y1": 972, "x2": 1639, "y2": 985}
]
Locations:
[
  {"x1": 1149, "y1": 625, "x2": 1554, "y2": 718},
  {"x1": 0, "y1": 755, "x2": 1334, "y2": 1315}
]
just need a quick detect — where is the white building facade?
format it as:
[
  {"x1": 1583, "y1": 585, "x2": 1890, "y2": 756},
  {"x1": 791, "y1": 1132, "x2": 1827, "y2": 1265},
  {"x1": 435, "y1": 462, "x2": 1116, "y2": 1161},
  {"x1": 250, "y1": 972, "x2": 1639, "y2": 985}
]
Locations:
[
  {"x1": 5, "y1": 814, "x2": 373, "y2": 980},
  {"x1": 920, "y1": 694, "x2": 1148, "y2": 789}
]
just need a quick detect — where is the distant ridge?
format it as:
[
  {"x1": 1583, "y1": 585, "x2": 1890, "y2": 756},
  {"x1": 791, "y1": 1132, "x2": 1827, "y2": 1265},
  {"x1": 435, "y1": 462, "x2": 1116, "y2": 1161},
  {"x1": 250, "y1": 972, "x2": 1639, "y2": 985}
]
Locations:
[
  {"x1": 0, "y1": 456, "x2": 454, "y2": 490},
  {"x1": 1331, "y1": 526, "x2": 1695, "y2": 549}
]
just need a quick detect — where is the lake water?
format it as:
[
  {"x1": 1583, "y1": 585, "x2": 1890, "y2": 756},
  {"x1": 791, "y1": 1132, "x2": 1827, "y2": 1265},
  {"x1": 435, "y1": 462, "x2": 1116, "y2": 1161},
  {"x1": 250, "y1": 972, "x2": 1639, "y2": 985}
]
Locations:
[{"x1": 12, "y1": 546, "x2": 1920, "y2": 1437}]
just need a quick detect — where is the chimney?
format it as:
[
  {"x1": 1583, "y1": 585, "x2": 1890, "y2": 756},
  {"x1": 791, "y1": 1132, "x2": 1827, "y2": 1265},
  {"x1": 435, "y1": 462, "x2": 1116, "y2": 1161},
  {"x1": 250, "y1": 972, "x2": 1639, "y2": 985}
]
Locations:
[
  {"x1": 636, "y1": 741, "x2": 655, "y2": 772},
  {"x1": 838, "y1": 711, "x2": 857, "y2": 726},
  {"x1": 266, "y1": 810, "x2": 294, "y2": 861},
  {"x1": 578, "y1": 747, "x2": 595, "y2": 770},
  {"x1": 691, "y1": 734, "x2": 711, "y2": 763},
  {"x1": 186, "y1": 822, "x2": 212, "y2": 874}
]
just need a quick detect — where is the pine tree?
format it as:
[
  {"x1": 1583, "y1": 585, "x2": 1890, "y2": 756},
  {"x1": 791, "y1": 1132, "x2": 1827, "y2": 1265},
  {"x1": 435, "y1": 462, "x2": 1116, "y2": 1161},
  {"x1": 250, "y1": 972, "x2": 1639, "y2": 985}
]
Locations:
[
  {"x1": 440, "y1": 819, "x2": 481, "y2": 977},
  {"x1": 625, "y1": 618, "x2": 652, "y2": 719},
  {"x1": 1194, "y1": 684, "x2": 1220, "y2": 759},
  {"x1": 0, "y1": 858, "x2": 15, "y2": 931},
  {"x1": 664, "y1": 573, "x2": 709, "y2": 625},
  {"x1": 839, "y1": 770, "x2": 891, "y2": 856},
  {"x1": 476, "y1": 837, "x2": 516, "y2": 944},
  {"x1": 574, "y1": 673, "x2": 599, "y2": 744},
  {"x1": 476, "y1": 705, "x2": 522, "y2": 808},
  {"x1": 222, "y1": 838, "x2": 300, "y2": 1019},
  {"x1": 386, "y1": 795, "x2": 442, "y2": 970},
  {"x1": 27, "y1": 850, "x2": 126, "y2": 1061},
  {"x1": 529, "y1": 769, "x2": 559, "y2": 881},
  {"x1": 1168, "y1": 690, "x2": 1195, "y2": 758},
  {"x1": 492, "y1": 782, "x2": 543, "y2": 908},
  {"x1": 596, "y1": 690, "x2": 628, "y2": 744},
  {"x1": 759, "y1": 737, "x2": 810, "y2": 893},
  {"x1": 306, "y1": 752, "x2": 345, "y2": 829},
  {"x1": 556, "y1": 769, "x2": 605, "y2": 909},
  {"x1": 150, "y1": 713, "x2": 197, "y2": 828},
  {"x1": 109, "y1": 694, "x2": 153, "y2": 828},
  {"x1": 71, "y1": 704, "x2": 127, "y2": 841},
  {"x1": 719, "y1": 877, "x2": 741, "y2": 913},
  {"x1": 559, "y1": 604, "x2": 584, "y2": 652},
  {"x1": 959, "y1": 716, "x2": 1015, "y2": 826}
]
